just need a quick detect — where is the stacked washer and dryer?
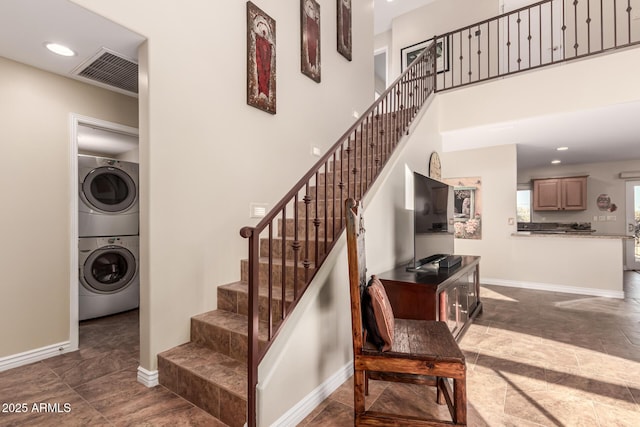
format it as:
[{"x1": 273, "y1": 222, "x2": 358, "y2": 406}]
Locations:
[{"x1": 78, "y1": 154, "x2": 140, "y2": 321}]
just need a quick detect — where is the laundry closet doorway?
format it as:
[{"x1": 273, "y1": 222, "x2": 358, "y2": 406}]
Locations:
[{"x1": 69, "y1": 114, "x2": 139, "y2": 351}]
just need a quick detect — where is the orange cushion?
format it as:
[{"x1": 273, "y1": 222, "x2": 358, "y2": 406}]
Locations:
[{"x1": 366, "y1": 275, "x2": 395, "y2": 351}]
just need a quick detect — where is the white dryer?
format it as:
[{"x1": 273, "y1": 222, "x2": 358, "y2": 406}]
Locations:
[
  {"x1": 78, "y1": 154, "x2": 139, "y2": 237},
  {"x1": 79, "y1": 235, "x2": 140, "y2": 321}
]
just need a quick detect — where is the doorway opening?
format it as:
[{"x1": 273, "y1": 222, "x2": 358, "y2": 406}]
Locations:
[
  {"x1": 374, "y1": 48, "x2": 388, "y2": 98},
  {"x1": 624, "y1": 180, "x2": 640, "y2": 298}
]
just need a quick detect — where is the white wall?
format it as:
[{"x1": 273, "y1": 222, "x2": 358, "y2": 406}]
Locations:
[
  {"x1": 71, "y1": 0, "x2": 374, "y2": 373},
  {"x1": 0, "y1": 56, "x2": 138, "y2": 358},
  {"x1": 439, "y1": 47, "x2": 640, "y2": 132},
  {"x1": 520, "y1": 159, "x2": 640, "y2": 235}
]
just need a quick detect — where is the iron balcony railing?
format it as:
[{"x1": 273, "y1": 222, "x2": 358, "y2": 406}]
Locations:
[{"x1": 434, "y1": 0, "x2": 639, "y2": 91}]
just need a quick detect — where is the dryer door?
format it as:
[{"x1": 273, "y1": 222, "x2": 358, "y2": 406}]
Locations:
[
  {"x1": 82, "y1": 166, "x2": 136, "y2": 213},
  {"x1": 82, "y1": 246, "x2": 137, "y2": 293}
]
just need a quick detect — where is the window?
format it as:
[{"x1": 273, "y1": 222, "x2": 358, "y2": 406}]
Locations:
[{"x1": 517, "y1": 189, "x2": 531, "y2": 222}]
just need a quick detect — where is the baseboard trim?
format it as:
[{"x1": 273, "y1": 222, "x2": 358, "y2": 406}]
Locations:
[
  {"x1": 483, "y1": 278, "x2": 625, "y2": 299},
  {"x1": 271, "y1": 361, "x2": 353, "y2": 427},
  {"x1": 137, "y1": 366, "x2": 159, "y2": 387},
  {"x1": 0, "y1": 341, "x2": 71, "y2": 372}
]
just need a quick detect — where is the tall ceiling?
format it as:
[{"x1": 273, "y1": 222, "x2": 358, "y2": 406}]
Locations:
[
  {"x1": 374, "y1": 0, "x2": 437, "y2": 35},
  {"x1": 0, "y1": 0, "x2": 144, "y2": 96},
  {"x1": 1, "y1": 0, "x2": 638, "y2": 169}
]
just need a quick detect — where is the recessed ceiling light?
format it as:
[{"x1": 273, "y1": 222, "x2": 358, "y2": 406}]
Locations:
[
  {"x1": 551, "y1": 160, "x2": 562, "y2": 164},
  {"x1": 556, "y1": 146, "x2": 569, "y2": 151},
  {"x1": 45, "y1": 42, "x2": 76, "y2": 57}
]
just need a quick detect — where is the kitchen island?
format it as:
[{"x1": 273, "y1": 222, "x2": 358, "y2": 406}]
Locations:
[{"x1": 499, "y1": 232, "x2": 632, "y2": 298}]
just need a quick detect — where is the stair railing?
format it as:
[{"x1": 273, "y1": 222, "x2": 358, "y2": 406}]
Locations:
[
  {"x1": 240, "y1": 42, "x2": 436, "y2": 427},
  {"x1": 240, "y1": 0, "x2": 640, "y2": 423},
  {"x1": 434, "y1": 0, "x2": 640, "y2": 92}
]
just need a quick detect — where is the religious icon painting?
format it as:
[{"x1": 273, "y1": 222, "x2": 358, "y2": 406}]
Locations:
[
  {"x1": 247, "y1": 2, "x2": 276, "y2": 114},
  {"x1": 301, "y1": 0, "x2": 321, "y2": 82},
  {"x1": 337, "y1": 0, "x2": 352, "y2": 61}
]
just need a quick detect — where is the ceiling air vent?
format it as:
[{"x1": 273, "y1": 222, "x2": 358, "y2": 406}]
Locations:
[{"x1": 72, "y1": 48, "x2": 138, "y2": 95}]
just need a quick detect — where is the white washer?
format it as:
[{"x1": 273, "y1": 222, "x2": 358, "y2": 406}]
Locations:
[
  {"x1": 79, "y1": 235, "x2": 139, "y2": 321},
  {"x1": 78, "y1": 154, "x2": 139, "y2": 237}
]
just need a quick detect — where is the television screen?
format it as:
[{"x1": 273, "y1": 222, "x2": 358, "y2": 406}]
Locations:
[{"x1": 410, "y1": 172, "x2": 455, "y2": 271}]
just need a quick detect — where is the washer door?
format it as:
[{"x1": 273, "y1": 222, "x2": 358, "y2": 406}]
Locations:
[
  {"x1": 82, "y1": 246, "x2": 137, "y2": 293},
  {"x1": 82, "y1": 166, "x2": 136, "y2": 213}
]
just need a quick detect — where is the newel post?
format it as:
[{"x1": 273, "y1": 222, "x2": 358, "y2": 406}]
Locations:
[{"x1": 240, "y1": 226, "x2": 259, "y2": 427}]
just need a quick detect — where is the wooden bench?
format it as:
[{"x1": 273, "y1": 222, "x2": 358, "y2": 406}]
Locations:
[{"x1": 345, "y1": 198, "x2": 467, "y2": 426}]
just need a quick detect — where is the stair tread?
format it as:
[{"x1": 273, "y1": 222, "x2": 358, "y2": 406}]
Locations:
[{"x1": 159, "y1": 341, "x2": 247, "y2": 399}]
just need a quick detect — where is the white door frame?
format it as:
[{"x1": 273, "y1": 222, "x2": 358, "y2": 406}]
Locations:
[
  {"x1": 624, "y1": 180, "x2": 640, "y2": 270},
  {"x1": 68, "y1": 113, "x2": 139, "y2": 351}
]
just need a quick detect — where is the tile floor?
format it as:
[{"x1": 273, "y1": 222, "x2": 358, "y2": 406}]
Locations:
[
  {"x1": 301, "y1": 282, "x2": 640, "y2": 426},
  {"x1": 0, "y1": 309, "x2": 223, "y2": 426},
  {"x1": 1, "y1": 282, "x2": 639, "y2": 426}
]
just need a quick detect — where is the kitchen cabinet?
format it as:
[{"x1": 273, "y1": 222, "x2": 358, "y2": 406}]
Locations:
[{"x1": 533, "y1": 176, "x2": 587, "y2": 211}]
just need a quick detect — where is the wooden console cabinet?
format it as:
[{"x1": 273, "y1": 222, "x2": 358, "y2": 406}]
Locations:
[
  {"x1": 533, "y1": 176, "x2": 587, "y2": 211},
  {"x1": 377, "y1": 256, "x2": 482, "y2": 341}
]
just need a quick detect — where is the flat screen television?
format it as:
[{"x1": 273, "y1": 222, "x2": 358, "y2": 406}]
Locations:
[{"x1": 409, "y1": 172, "x2": 456, "y2": 272}]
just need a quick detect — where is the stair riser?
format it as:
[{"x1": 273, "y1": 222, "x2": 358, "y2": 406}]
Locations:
[
  {"x1": 191, "y1": 317, "x2": 266, "y2": 362},
  {"x1": 308, "y1": 180, "x2": 376, "y2": 199},
  {"x1": 260, "y1": 237, "x2": 330, "y2": 261},
  {"x1": 277, "y1": 218, "x2": 343, "y2": 240},
  {"x1": 218, "y1": 285, "x2": 291, "y2": 323},
  {"x1": 158, "y1": 356, "x2": 246, "y2": 427},
  {"x1": 241, "y1": 259, "x2": 315, "y2": 289}
]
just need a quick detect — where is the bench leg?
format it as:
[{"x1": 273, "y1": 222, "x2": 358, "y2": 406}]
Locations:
[
  {"x1": 364, "y1": 371, "x2": 369, "y2": 396},
  {"x1": 354, "y1": 370, "x2": 366, "y2": 415},
  {"x1": 454, "y1": 377, "x2": 467, "y2": 425}
]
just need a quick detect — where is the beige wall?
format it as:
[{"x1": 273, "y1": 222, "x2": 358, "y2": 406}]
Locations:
[
  {"x1": 0, "y1": 56, "x2": 138, "y2": 358},
  {"x1": 71, "y1": 0, "x2": 374, "y2": 373}
]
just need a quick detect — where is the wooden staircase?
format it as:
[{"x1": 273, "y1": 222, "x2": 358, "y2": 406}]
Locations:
[
  {"x1": 158, "y1": 184, "x2": 339, "y2": 426},
  {"x1": 158, "y1": 54, "x2": 432, "y2": 426},
  {"x1": 156, "y1": 125, "x2": 402, "y2": 425}
]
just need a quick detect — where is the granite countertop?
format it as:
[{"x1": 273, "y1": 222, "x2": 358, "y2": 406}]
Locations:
[{"x1": 512, "y1": 231, "x2": 632, "y2": 239}]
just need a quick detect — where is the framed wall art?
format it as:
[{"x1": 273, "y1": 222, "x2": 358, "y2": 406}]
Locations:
[
  {"x1": 444, "y1": 177, "x2": 482, "y2": 240},
  {"x1": 301, "y1": 0, "x2": 321, "y2": 82},
  {"x1": 337, "y1": 0, "x2": 352, "y2": 61},
  {"x1": 400, "y1": 36, "x2": 449, "y2": 73},
  {"x1": 247, "y1": 1, "x2": 276, "y2": 114}
]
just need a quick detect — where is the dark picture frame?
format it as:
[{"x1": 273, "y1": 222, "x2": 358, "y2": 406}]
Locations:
[
  {"x1": 301, "y1": 0, "x2": 321, "y2": 82},
  {"x1": 247, "y1": 1, "x2": 276, "y2": 114},
  {"x1": 400, "y1": 36, "x2": 449, "y2": 73},
  {"x1": 337, "y1": 0, "x2": 352, "y2": 61}
]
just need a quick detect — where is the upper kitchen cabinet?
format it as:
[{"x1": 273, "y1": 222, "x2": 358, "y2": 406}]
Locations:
[{"x1": 533, "y1": 176, "x2": 588, "y2": 211}]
